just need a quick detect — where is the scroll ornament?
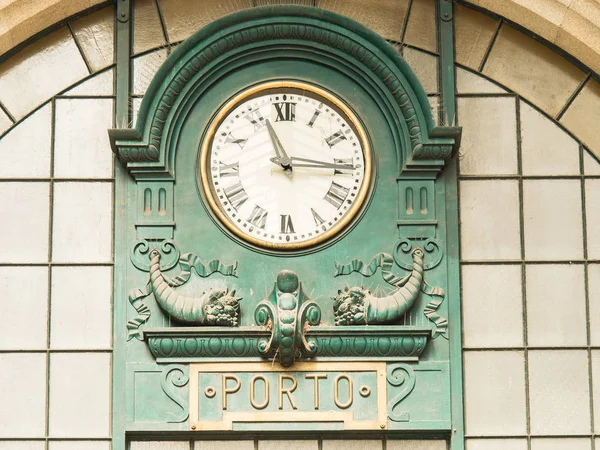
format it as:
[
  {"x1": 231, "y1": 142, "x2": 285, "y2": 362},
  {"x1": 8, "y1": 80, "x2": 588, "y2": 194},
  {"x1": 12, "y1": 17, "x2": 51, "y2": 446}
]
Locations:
[
  {"x1": 333, "y1": 246, "x2": 448, "y2": 338},
  {"x1": 127, "y1": 246, "x2": 240, "y2": 340}
]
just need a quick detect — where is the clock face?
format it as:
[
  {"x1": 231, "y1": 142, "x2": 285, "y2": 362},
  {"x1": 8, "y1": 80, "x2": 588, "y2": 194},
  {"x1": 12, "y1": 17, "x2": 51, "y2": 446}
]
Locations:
[{"x1": 199, "y1": 81, "x2": 372, "y2": 251}]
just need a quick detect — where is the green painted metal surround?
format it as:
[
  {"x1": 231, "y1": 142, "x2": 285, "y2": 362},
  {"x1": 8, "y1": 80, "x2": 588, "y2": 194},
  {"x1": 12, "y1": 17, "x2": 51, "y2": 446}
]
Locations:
[{"x1": 109, "y1": 4, "x2": 462, "y2": 446}]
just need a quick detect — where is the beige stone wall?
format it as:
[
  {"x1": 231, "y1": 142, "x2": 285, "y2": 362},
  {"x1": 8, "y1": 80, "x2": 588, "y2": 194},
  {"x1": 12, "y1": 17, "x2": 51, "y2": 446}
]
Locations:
[{"x1": 0, "y1": 2, "x2": 598, "y2": 449}]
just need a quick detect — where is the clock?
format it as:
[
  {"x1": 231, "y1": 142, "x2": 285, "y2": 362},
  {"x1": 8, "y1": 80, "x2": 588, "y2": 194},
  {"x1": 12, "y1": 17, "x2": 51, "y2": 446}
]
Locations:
[{"x1": 199, "y1": 80, "x2": 372, "y2": 251}]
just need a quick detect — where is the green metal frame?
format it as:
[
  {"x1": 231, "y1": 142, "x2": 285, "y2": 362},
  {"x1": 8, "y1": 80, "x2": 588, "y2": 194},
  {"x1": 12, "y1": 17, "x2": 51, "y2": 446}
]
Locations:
[{"x1": 110, "y1": 4, "x2": 461, "y2": 449}]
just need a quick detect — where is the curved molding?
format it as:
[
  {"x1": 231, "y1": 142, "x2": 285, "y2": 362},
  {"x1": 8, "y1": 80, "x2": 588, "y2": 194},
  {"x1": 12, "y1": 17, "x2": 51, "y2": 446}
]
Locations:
[
  {"x1": 109, "y1": 6, "x2": 460, "y2": 181},
  {"x1": 464, "y1": 0, "x2": 600, "y2": 74},
  {"x1": 0, "y1": 0, "x2": 107, "y2": 57}
]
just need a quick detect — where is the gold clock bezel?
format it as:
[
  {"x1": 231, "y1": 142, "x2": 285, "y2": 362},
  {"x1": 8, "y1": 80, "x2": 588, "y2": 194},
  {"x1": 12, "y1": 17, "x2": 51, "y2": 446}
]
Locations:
[{"x1": 199, "y1": 80, "x2": 373, "y2": 251}]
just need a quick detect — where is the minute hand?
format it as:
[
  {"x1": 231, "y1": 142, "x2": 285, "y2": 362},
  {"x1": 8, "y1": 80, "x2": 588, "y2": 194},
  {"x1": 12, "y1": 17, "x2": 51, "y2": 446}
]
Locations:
[{"x1": 289, "y1": 157, "x2": 354, "y2": 170}]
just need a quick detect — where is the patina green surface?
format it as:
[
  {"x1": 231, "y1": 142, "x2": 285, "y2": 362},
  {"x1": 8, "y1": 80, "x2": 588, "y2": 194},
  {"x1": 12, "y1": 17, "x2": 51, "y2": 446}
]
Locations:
[{"x1": 110, "y1": 4, "x2": 461, "y2": 446}]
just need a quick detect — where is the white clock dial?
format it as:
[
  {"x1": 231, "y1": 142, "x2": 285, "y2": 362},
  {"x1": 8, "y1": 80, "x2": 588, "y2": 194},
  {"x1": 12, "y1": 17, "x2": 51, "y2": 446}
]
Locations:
[{"x1": 199, "y1": 81, "x2": 372, "y2": 250}]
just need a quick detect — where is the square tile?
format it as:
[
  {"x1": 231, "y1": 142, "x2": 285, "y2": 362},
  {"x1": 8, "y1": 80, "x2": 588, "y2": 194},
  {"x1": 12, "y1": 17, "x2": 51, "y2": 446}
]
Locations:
[
  {"x1": 585, "y1": 179, "x2": 600, "y2": 259},
  {"x1": 0, "y1": 267, "x2": 48, "y2": 349},
  {"x1": 520, "y1": 101, "x2": 580, "y2": 176},
  {"x1": 464, "y1": 351, "x2": 527, "y2": 435},
  {"x1": 523, "y1": 180, "x2": 583, "y2": 260},
  {"x1": 458, "y1": 96, "x2": 518, "y2": 175},
  {"x1": 462, "y1": 265, "x2": 523, "y2": 347},
  {"x1": 459, "y1": 180, "x2": 521, "y2": 261},
  {"x1": 51, "y1": 182, "x2": 112, "y2": 263},
  {"x1": 583, "y1": 149, "x2": 600, "y2": 175},
  {"x1": 526, "y1": 264, "x2": 587, "y2": 346},
  {"x1": 0, "y1": 104, "x2": 51, "y2": 178},
  {"x1": 0, "y1": 354, "x2": 46, "y2": 437},
  {"x1": 0, "y1": 182, "x2": 49, "y2": 263},
  {"x1": 528, "y1": 350, "x2": 590, "y2": 435},
  {"x1": 49, "y1": 352, "x2": 110, "y2": 437},
  {"x1": 50, "y1": 266, "x2": 112, "y2": 349},
  {"x1": 54, "y1": 98, "x2": 114, "y2": 178}
]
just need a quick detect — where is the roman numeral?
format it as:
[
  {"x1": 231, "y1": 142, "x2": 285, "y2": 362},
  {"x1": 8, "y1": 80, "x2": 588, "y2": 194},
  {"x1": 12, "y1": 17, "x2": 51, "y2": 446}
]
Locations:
[
  {"x1": 222, "y1": 132, "x2": 248, "y2": 149},
  {"x1": 245, "y1": 110, "x2": 265, "y2": 131},
  {"x1": 334, "y1": 158, "x2": 354, "y2": 175},
  {"x1": 247, "y1": 205, "x2": 268, "y2": 229},
  {"x1": 274, "y1": 102, "x2": 296, "y2": 122},
  {"x1": 218, "y1": 161, "x2": 239, "y2": 177},
  {"x1": 311, "y1": 208, "x2": 325, "y2": 226},
  {"x1": 224, "y1": 182, "x2": 249, "y2": 210},
  {"x1": 307, "y1": 109, "x2": 321, "y2": 128},
  {"x1": 324, "y1": 181, "x2": 350, "y2": 209},
  {"x1": 280, "y1": 214, "x2": 295, "y2": 234},
  {"x1": 325, "y1": 130, "x2": 347, "y2": 147}
]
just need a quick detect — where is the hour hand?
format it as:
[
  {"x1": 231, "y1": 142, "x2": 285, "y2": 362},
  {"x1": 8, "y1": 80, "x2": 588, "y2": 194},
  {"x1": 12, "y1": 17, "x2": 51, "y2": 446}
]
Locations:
[
  {"x1": 266, "y1": 119, "x2": 292, "y2": 170},
  {"x1": 289, "y1": 157, "x2": 355, "y2": 171}
]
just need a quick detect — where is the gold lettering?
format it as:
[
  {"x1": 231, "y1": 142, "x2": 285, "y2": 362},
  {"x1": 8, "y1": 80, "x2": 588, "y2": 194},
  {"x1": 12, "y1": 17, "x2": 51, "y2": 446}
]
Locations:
[
  {"x1": 334, "y1": 374, "x2": 353, "y2": 409},
  {"x1": 250, "y1": 375, "x2": 270, "y2": 410},
  {"x1": 222, "y1": 375, "x2": 241, "y2": 410},
  {"x1": 278, "y1": 374, "x2": 298, "y2": 410},
  {"x1": 304, "y1": 374, "x2": 327, "y2": 409}
]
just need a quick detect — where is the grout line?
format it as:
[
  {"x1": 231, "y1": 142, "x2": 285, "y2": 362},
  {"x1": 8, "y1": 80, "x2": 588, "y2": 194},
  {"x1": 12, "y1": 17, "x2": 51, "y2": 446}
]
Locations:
[
  {"x1": 154, "y1": 0, "x2": 171, "y2": 46},
  {"x1": 0, "y1": 100, "x2": 15, "y2": 123},
  {"x1": 400, "y1": 0, "x2": 415, "y2": 45},
  {"x1": 67, "y1": 21, "x2": 93, "y2": 75},
  {"x1": 516, "y1": 96, "x2": 533, "y2": 449},
  {"x1": 0, "y1": 262, "x2": 115, "y2": 267},
  {"x1": 557, "y1": 73, "x2": 591, "y2": 121},
  {"x1": 478, "y1": 19, "x2": 502, "y2": 73},
  {"x1": 460, "y1": 259, "x2": 600, "y2": 265},
  {"x1": 458, "y1": 174, "x2": 600, "y2": 181}
]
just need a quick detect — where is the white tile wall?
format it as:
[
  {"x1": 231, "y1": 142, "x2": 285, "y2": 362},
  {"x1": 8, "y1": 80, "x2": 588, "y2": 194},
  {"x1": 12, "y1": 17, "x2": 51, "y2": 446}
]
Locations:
[
  {"x1": 49, "y1": 442, "x2": 112, "y2": 450},
  {"x1": 530, "y1": 438, "x2": 592, "y2": 450},
  {"x1": 0, "y1": 104, "x2": 52, "y2": 178},
  {"x1": 585, "y1": 179, "x2": 600, "y2": 259},
  {"x1": 194, "y1": 442, "x2": 254, "y2": 450},
  {"x1": 54, "y1": 98, "x2": 114, "y2": 178},
  {"x1": 0, "y1": 266, "x2": 48, "y2": 349},
  {"x1": 323, "y1": 441, "x2": 382, "y2": 450},
  {"x1": 589, "y1": 264, "x2": 600, "y2": 346},
  {"x1": 50, "y1": 266, "x2": 112, "y2": 349},
  {"x1": 466, "y1": 440, "x2": 527, "y2": 450},
  {"x1": 0, "y1": 353, "x2": 47, "y2": 437},
  {"x1": 526, "y1": 264, "x2": 587, "y2": 346},
  {"x1": 0, "y1": 443, "x2": 45, "y2": 450},
  {"x1": 523, "y1": 180, "x2": 584, "y2": 260},
  {"x1": 464, "y1": 351, "x2": 527, "y2": 435},
  {"x1": 51, "y1": 182, "x2": 112, "y2": 263},
  {"x1": 48, "y1": 353, "x2": 111, "y2": 437},
  {"x1": 130, "y1": 443, "x2": 189, "y2": 450},
  {"x1": 386, "y1": 441, "x2": 447, "y2": 450},
  {"x1": 259, "y1": 441, "x2": 318, "y2": 450},
  {"x1": 458, "y1": 96, "x2": 518, "y2": 175},
  {"x1": 520, "y1": 101, "x2": 580, "y2": 175},
  {"x1": 459, "y1": 180, "x2": 521, "y2": 260},
  {"x1": 462, "y1": 264, "x2": 523, "y2": 347},
  {"x1": 528, "y1": 350, "x2": 590, "y2": 435},
  {"x1": 0, "y1": 182, "x2": 50, "y2": 263}
]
